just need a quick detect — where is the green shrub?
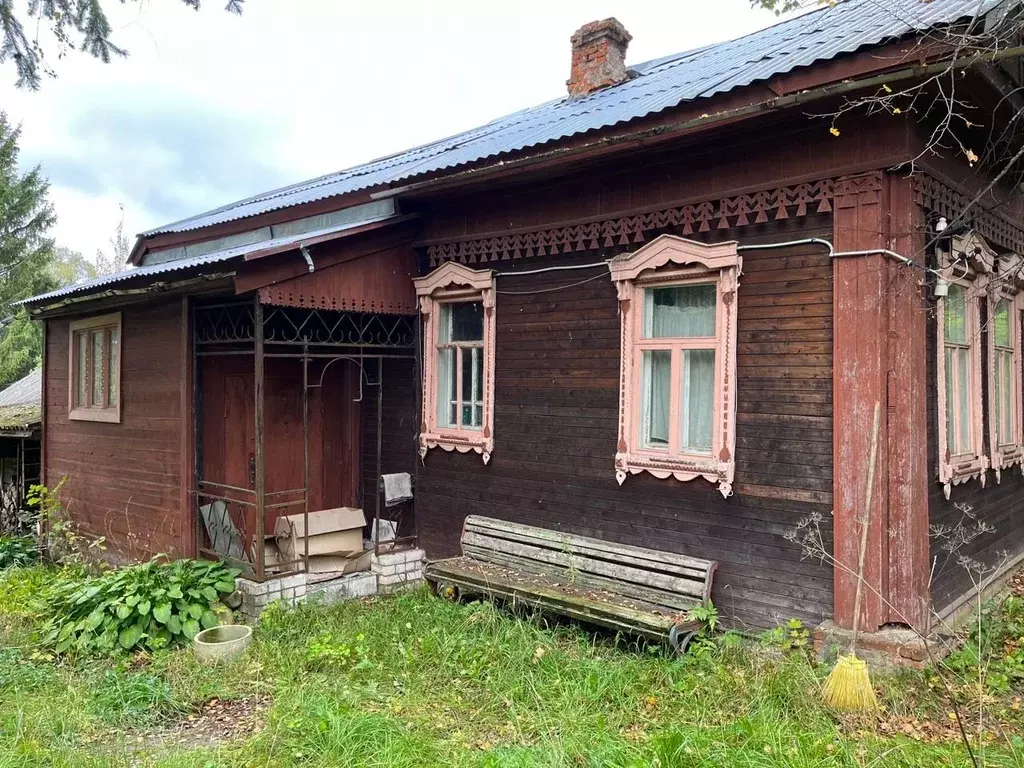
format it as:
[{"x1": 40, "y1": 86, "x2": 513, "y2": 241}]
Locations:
[
  {"x1": 946, "y1": 593, "x2": 1024, "y2": 694},
  {"x1": 0, "y1": 535, "x2": 37, "y2": 569},
  {"x1": 42, "y1": 558, "x2": 240, "y2": 655}
]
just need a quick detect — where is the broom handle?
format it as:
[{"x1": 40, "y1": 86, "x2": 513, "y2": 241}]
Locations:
[{"x1": 850, "y1": 401, "x2": 881, "y2": 654}]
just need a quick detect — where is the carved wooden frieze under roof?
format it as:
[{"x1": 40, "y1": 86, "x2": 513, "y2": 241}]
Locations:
[
  {"x1": 913, "y1": 174, "x2": 1024, "y2": 256},
  {"x1": 426, "y1": 179, "x2": 835, "y2": 266}
]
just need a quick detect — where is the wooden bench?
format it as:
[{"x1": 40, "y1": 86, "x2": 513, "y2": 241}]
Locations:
[{"x1": 424, "y1": 516, "x2": 718, "y2": 653}]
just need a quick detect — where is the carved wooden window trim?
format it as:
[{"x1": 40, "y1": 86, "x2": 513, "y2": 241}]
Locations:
[
  {"x1": 414, "y1": 262, "x2": 496, "y2": 464},
  {"x1": 609, "y1": 235, "x2": 740, "y2": 497},
  {"x1": 987, "y1": 252, "x2": 1024, "y2": 482},
  {"x1": 68, "y1": 312, "x2": 122, "y2": 424},
  {"x1": 936, "y1": 232, "x2": 992, "y2": 498}
]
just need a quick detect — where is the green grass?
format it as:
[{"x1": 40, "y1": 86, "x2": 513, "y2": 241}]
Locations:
[{"x1": 1, "y1": 566, "x2": 1023, "y2": 767}]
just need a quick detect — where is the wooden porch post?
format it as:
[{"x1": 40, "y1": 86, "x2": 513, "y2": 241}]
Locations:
[{"x1": 833, "y1": 170, "x2": 930, "y2": 632}]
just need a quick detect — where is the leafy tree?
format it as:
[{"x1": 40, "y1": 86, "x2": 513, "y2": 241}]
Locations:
[
  {"x1": 50, "y1": 246, "x2": 97, "y2": 286},
  {"x1": 0, "y1": 112, "x2": 56, "y2": 387},
  {"x1": 0, "y1": 1, "x2": 243, "y2": 89},
  {"x1": 93, "y1": 204, "x2": 131, "y2": 276}
]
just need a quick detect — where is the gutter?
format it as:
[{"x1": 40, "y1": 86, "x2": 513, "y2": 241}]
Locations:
[
  {"x1": 373, "y1": 45, "x2": 1024, "y2": 201},
  {"x1": 26, "y1": 273, "x2": 234, "y2": 317}
]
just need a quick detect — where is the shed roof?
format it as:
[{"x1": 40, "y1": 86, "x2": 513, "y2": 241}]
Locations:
[
  {"x1": 0, "y1": 369, "x2": 41, "y2": 433},
  {"x1": 143, "y1": 0, "x2": 1001, "y2": 238}
]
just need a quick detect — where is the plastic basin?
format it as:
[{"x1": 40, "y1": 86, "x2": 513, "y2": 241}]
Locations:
[{"x1": 193, "y1": 624, "x2": 252, "y2": 664}]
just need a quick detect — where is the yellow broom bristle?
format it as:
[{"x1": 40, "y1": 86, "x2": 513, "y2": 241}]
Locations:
[{"x1": 823, "y1": 654, "x2": 878, "y2": 712}]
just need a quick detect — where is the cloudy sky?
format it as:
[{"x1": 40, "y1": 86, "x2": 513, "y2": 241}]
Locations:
[{"x1": 0, "y1": 0, "x2": 783, "y2": 263}]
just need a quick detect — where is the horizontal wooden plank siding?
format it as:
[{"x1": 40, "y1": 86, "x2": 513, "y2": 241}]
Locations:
[
  {"x1": 45, "y1": 300, "x2": 186, "y2": 561},
  {"x1": 416, "y1": 217, "x2": 834, "y2": 629}
]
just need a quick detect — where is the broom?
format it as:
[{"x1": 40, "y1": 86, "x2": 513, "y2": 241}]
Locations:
[{"x1": 822, "y1": 400, "x2": 881, "y2": 712}]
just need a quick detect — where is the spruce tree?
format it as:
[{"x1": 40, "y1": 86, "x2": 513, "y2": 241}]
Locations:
[{"x1": 0, "y1": 113, "x2": 56, "y2": 387}]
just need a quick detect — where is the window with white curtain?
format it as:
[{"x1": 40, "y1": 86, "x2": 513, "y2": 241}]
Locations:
[
  {"x1": 942, "y1": 283, "x2": 973, "y2": 457},
  {"x1": 413, "y1": 262, "x2": 496, "y2": 464},
  {"x1": 639, "y1": 284, "x2": 717, "y2": 454},
  {"x1": 987, "y1": 279, "x2": 1023, "y2": 482},
  {"x1": 609, "y1": 235, "x2": 740, "y2": 498},
  {"x1": 936, "y1": 231, "x2": 991, "y2": 499}
]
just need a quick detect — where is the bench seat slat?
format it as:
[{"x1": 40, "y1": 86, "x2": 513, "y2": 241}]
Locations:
[
  {"x1": 464, "y1": 524, "x2": 712, "y2": 582},
  {"x1": 465, "y1": 516, "x2": 714, "y2": 575},
  {"x1": 461, "y1": 532, "x2": 707, "y2": 600}
]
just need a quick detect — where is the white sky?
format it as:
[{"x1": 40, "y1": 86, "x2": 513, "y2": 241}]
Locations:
[{"x1": 0, "y1": 0, "x2": 782, "y2": 262}]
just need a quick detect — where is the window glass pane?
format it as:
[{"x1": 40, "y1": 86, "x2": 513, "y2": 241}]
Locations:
[
  {"x1": 436, "y1": 347, "x2": 455, "y2": 427},
  {"x1": 461, "y1": 347, "x2": 483, "y2": 430},
  {"x1": 448, "y1": 302, "x2": 483, "y2": 342},
  {"x1": 91, "y1": 331, "x2": 104, "y2": 407},
  {"x1": 994, "y1": 299, "x2": 1012, "y2": 348},
  {"x1": 108, "y1": 328, "x2": 120, "y2": 406},
  {"x1": 640, "y1": 350, "x2": 671, "y2": 449},
  {"x1": 643, "y1": 284, "x2": 716, "y2": 338},
  {"x1": 956, "y1": 347, "x2": 970, "y2": 454},
  {"x1": 681, "y1": 349, "x2": 715, "y2": 453},
  {"x1": 944, "y1": 346, "x2": 957, "y2": 454},
  {"x1": 999, "y1": 349, "x2": 1013, "y2": 445},
  {"x1": 944, "y1": 284, "x2": 967, "y2": 344},
  {"x1": 75, "y1": 331, "x2": 88, "y2": 408}
]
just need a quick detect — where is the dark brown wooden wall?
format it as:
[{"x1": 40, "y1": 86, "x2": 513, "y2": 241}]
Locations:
[
  {"x1": 361, "y1": 357, "x2": 418, "y2": 531},
  {"x1": 198, "y1": 355, "x2": 362, "y2": 540},
  {"x1": 416, "y1": 217, "x2": 835, "y2": 629},
  {"x1": 45, "y1": 300, "x2": 186, "y2": 561},
  {"x1": 926, "y1": 288, "x2": 1024, "y2": 617}
]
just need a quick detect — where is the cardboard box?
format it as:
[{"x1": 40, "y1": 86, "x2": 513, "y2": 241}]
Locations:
[
  {"x1": 275, "y1": 507, "x2": 365, "y2": 560},
  {"x1": 306, "y1": 549, "x2": 372, "y2": 575}
]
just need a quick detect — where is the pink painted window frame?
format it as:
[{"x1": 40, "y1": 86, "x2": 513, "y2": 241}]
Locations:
[
  {"x1": 936, "y1": 234, "x2": 990, "y2": 499},
  {"x1": 609, "y1": 235, "x2": 740, "y2": 497},
  {"x1": 987, "y1": 276, "x2": 1024, "y2": 483},
  {"x1": 414, "y1": 262, "x2": 496, "y2": 464}
]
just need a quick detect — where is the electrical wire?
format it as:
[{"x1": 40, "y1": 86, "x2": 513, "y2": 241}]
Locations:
[{"x1": 495, "y1": 271, "x2": 610, "y2": 295}]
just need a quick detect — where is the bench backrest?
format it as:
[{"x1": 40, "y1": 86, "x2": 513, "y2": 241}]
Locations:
[{"x1": 460, "y1": 515, "x2": 716, "y2": 613}]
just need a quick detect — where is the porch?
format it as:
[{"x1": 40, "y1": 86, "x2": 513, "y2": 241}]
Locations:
[{"x1": 191, "y1": 297, "x2": 420, "y2": 582}]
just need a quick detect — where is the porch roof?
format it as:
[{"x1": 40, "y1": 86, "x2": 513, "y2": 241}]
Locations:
[
  {"x1": 141, "y1": 0, "x2": 1001, "y2": 237},
  {"x1": 22, "y1": 211, "x2": 401, "y2": 309}
]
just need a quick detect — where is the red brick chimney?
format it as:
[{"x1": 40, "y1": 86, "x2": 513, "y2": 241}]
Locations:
[{"x1": 567, "y1": 18, "x2": 632, "y2": 98}]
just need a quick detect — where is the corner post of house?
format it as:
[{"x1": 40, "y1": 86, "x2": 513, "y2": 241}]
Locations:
[
  {"x1": 833, "y1": 170, "x2": 931, "y2": 632},
  {"x1": 885, "y1": 173, "x2": 930, "y2": 629},
  {"x1": 833, "y1": 170, "x2": 890, "y2": 632}
]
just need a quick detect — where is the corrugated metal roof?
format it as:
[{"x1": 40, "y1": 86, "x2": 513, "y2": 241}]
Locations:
[
  {"x1": 144, "y1": 0, "x2": 1002, "y2": 237},
  {"x1": 0, "y1": 369, "x2": 41, "y2": 408},
  {"x1": 24, "y1": 213, "x2": 397, "y2": 306}
]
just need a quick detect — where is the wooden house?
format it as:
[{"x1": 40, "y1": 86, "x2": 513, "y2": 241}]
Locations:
[{"x1": 24, "y1": 0, "x2": 1024, "y2": 633}]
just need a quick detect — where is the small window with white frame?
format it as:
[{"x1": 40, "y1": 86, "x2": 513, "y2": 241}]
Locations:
[
  {"x1": 609, "y1": 235, "x2": 740, "y2": 498},
  {"x1": 414, "y1": 262, "x2": 496, "y2": 463},
  {"x1": 936, "y1": 231, "x2": 991, "y2": 498},
  {"x1": 987, "y1": 253, "x2": 1024, "y2": 482},
  {"x1": 68, "y1": 312, "x2": 122, "y2": 423}
]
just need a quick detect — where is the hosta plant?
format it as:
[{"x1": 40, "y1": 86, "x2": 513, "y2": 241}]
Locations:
[
  {"x1": 43, "y1": 558, "x2": 240, "y2": 655},
  {"x1": 0, "y1": 536, "x2": 37, "y2": 569}
]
